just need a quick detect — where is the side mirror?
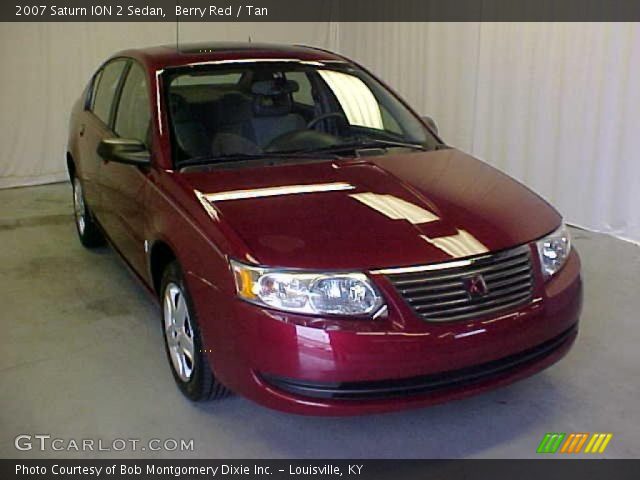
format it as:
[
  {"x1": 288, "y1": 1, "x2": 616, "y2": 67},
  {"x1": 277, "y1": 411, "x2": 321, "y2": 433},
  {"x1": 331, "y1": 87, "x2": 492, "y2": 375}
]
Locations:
[
  {"x1": 97, "y1": 138, "x2": 150, "y2": 166},
  {"x1": 421, "y1": 115, "x2": 438, "y2": 135}
]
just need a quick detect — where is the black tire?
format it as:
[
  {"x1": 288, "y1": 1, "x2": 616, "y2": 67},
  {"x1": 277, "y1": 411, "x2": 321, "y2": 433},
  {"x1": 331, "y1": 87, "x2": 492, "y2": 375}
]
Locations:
[
  {"x1": 160, "y1": 261, "x2": 229, "y2": 401},
  {"x1": 72, "y1": 176, "x2": 104, "y2": 248}
]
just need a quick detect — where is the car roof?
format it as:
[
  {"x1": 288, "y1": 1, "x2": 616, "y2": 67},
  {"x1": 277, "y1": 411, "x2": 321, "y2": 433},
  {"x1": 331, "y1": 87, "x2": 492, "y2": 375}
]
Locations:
[{"x1": 112, "y1": 42, "x2": 347, "y2": 71}]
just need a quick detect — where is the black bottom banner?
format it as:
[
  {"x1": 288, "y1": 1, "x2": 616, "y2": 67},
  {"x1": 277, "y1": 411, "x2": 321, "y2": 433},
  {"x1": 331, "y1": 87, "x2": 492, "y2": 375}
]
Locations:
[{"x1": 1, "y1": 459, "x2": 638, "y2": 480}]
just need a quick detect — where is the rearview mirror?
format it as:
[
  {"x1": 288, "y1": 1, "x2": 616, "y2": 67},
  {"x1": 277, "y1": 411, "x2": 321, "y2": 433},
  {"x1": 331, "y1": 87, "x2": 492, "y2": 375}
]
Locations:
[
  {"x1": 97, "y1": 138, "x2": 150, "y2": 166},
  {"x1": 421, "y1": 116, "x2": 438, "y2": 135}
]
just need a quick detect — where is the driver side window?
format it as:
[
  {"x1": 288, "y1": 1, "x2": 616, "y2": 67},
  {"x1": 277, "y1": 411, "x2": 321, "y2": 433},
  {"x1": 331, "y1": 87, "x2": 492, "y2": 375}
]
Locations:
[
  {"x1": 115, "y1": 63, "x2": 151, "y2": 146},
  {"x1": 92, "y1": 59, "x2": 127, "y2": 125}
]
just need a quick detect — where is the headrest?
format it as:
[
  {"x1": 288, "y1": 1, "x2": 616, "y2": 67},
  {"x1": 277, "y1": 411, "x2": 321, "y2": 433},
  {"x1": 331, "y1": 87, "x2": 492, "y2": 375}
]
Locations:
[{"x1": 251, "y1": 79, "x2": 299, "y2": 96}]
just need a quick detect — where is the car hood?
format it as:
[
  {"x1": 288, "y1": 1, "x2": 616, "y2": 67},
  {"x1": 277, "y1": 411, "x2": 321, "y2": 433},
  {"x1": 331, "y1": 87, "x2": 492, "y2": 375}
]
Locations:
[{"x1": 182, "y1": 149, "x2": 560, "y2": 270}]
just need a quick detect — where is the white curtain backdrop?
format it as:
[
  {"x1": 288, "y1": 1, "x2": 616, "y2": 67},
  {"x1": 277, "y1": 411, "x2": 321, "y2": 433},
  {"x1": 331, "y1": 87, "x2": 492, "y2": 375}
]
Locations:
[
  {"x1": 0, "y1": 22, "x2": 638, "y2": 243},
  {"x1": 0, "y1": 22, "x2": 332, "y2": 188},
  {"x1": 334, "y1": 22, "x2": 640, "y2": 244}
]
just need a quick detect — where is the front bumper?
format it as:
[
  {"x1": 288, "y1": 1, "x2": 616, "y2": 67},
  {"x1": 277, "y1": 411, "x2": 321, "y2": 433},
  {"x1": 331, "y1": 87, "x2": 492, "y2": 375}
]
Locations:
[
  {"x1": 205, "y1": 248, "x2": 582, "y2": 415},
  {"x1": 260, "y1": 324, "x2": 576, "y2": 400}
]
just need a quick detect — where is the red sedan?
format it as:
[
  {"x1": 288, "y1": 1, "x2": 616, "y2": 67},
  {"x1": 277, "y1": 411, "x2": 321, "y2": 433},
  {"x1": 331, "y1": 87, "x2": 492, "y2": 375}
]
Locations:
[{"x1": 66, "y1": 42, "x2": 581, "y2": 415}]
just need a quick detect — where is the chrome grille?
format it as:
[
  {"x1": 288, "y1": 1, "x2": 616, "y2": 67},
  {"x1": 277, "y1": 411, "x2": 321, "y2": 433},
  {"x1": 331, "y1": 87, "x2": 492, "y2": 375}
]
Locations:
[{"x1": 385, "y1": 246, "x2": 534, "y2": 322}]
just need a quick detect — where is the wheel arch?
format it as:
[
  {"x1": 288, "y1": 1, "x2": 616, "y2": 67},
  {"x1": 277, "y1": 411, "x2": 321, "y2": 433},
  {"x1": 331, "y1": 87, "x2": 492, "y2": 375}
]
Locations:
[
  {"x1": 149, "y1": 239, "x2": 178, "y2": 296},
  {"x1": 66, "y1": 152, "x2": 76, "y2": 180}
]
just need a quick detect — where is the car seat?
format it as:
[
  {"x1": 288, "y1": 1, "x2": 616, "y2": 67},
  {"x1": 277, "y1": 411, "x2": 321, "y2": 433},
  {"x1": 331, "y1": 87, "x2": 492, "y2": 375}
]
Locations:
[
  {"x1": 250, "y1": 79, "x2": 306, "y2": 148},
  {"x1": 210, "y1": 93, "x2": 260, "y2": 156},
  {"x1": 169, "y1": 93, "x2": 211, "y2": 158}
]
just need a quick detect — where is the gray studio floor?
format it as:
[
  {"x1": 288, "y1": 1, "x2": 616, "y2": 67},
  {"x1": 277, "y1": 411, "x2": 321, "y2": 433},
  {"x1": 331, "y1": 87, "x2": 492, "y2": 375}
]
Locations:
[{"x1": 1, "y1": 182, "x2": 638, "y2": 459}]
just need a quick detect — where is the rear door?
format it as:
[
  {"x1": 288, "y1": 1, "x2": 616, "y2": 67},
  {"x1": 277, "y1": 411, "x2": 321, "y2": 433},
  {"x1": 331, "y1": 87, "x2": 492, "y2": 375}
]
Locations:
[{"x1": 96, "y1": 60, "x2": 152, "y2": 277}]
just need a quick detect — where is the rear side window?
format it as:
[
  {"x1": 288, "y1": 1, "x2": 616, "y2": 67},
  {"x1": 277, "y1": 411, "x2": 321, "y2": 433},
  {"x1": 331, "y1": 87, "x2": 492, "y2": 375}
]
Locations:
[
  {"x1": 86, "y1": 70, "x2": 102, "y2": 109},
  {"x1": 92, "y1": 59, "x2": 128, "y2": 125},
  {"x1": 115, "y1": 63, "x2": 151, "y2": 146}
]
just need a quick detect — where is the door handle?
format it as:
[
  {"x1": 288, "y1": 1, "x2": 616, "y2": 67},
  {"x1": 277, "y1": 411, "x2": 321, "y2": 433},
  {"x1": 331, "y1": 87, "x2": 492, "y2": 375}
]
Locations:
[{"x1": 79, "y1": 124, "x2": 86, "y2": 137}]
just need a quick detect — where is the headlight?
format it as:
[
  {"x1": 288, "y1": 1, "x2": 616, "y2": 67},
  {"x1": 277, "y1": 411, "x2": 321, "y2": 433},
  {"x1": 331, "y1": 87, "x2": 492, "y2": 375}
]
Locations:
[
  {"x1": 230, "y1": 260, "x2": 384, "y2": 316},
  {"x1": 536, "y1": 223, "x2": 571, "y2": 279}
]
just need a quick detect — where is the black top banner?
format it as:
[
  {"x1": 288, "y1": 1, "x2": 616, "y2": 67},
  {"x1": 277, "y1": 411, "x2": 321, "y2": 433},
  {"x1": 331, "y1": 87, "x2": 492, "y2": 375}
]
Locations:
[
  {"x1": 2, "y1": 459, "x2": 639, "y2": 480},
  {"x1": 4, "y1": 0, "x2": 640, "y2": 22}
]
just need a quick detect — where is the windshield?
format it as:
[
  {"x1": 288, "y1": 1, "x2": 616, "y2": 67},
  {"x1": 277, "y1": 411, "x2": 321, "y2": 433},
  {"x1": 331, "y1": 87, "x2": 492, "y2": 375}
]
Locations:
[{"x1": 164, "y1": 61, "x2": 440, "y2": 167}]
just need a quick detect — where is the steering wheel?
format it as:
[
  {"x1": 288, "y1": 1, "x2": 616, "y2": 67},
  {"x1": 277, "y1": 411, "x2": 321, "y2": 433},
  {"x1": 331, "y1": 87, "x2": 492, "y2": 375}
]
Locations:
[{"x1": 307, "y1": 112, "x2": 347, "y2": 129}]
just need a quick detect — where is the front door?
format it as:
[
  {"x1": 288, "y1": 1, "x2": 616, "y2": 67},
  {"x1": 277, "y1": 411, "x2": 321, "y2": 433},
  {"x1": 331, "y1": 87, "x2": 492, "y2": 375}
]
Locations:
[
  {"x1": 79, "y1": 59, "x2": 128, "y2": 220},
  {"x1": 96, "y1": 61, "x2": 152, "y2": 277}
]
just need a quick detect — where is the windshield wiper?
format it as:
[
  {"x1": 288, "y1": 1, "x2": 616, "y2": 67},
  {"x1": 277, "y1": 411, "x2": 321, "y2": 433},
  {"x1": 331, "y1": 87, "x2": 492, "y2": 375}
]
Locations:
[
  {"x1": 350, "y1": 139, "x2": 451, "y2": 151},
  {"x1": 287, "y1": 139, "x2": 431, "y2": 156},
  {"x1": 177, "y1": 150, "x2": 340, "y2": 169},
  {"x1": 347, "y1": 139, "x2": 429, "y2": 151}
]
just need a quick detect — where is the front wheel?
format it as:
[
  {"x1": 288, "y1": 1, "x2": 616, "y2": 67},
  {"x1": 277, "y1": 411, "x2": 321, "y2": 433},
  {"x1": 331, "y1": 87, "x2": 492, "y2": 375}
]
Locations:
[{"x1": 160, "y1": 261, "x2": 229, "y2": 401}]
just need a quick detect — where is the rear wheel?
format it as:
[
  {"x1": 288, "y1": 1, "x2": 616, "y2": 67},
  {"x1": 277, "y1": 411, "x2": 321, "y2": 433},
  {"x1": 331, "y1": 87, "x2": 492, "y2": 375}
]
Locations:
[
  {"x1": 161, "y1": 261, "x2": 229, "y2": 401},
  {"x1": 72, "y1": 176, "x2": 104, "y2": 248}
]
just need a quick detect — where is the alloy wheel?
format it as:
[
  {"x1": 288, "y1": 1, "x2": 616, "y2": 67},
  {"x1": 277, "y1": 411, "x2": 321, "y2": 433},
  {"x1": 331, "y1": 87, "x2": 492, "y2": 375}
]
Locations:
[
  {"x1": 73, "y1": 177, "x2": 86, "y2": 235},
  {"x1": 163, "y1": 283, "x2": 195, "y2": 382}
]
